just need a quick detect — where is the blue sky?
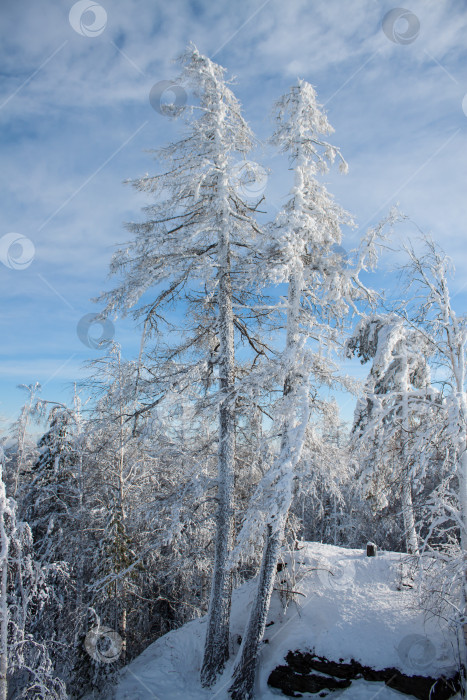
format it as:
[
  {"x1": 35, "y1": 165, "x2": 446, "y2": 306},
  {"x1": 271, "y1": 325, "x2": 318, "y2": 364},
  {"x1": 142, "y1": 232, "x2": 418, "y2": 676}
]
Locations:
[{"x1": 0, "y1": 0, "x2": 466, "y2": 426}]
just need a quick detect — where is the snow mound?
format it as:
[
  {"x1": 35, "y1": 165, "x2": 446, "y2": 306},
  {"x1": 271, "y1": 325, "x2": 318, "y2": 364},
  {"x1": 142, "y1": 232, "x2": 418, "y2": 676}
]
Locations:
[{"x1": 115, "y1": 542, "x2": 459, "y2": 699}]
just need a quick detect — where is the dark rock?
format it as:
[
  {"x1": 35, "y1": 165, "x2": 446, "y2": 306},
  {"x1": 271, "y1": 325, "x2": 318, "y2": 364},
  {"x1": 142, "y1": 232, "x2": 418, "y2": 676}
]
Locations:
[
  {"x1": 385, "y1": 669, "x2": 461, "y2": 700},
  {"x1": 268, "y1": 666, "x2": 351, "y2": 697},
  {"x1": 285, "y1": 651, "x2": 362, "y2": 680},
  {"x1": 268, "y1": 650, "x2": 461, "y2": 699}
]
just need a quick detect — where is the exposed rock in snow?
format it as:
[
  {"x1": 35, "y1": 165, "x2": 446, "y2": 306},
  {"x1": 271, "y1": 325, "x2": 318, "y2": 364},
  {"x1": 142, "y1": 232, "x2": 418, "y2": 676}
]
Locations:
[
  {"x1": 115, "y1": 543, "x2": 460, "y2": 699},
  {"x1": 268, "y1": 650, "x2": 459, "y2": 699}
]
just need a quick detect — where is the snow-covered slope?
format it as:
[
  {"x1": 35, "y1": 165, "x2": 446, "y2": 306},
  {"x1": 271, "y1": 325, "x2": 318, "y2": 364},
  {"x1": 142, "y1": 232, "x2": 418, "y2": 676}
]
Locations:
[{"x1": 115, "y1": 543, "x2": 459, "y2": 699}]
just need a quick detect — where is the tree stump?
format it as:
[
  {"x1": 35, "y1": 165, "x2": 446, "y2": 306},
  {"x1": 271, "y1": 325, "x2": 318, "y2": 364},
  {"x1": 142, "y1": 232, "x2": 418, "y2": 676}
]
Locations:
[{"x1": 367, "y1": 542, "x2": 377, "y2": 557}]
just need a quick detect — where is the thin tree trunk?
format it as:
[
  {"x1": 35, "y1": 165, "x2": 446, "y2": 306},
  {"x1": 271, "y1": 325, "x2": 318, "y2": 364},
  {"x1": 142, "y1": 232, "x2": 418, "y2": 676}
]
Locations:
[
  {"x1": 201, "y1": 213, "x2": 236, "y2": 686},
  {"x1": 0, "y1": 558, "x2": 7, "y2": 700},
  {"x1": 400, "y1": 347, "x2": 419, "y2": 556},
  {"x1": 456, "y1": 392, "x2": 467, "y2": 692},
  {"x1": 74, "y1": 391, "x2": 85, "y2": 654},
  {"x1": 117, "y1": 359, "x2": 128, "y2": 662},
  {"x1": 118, "y1": 426, "x2": 127, "y2": 663},
  {"x1": 230, "y1": 526, "x2": 281, "y2": 700},
  {"x1": 401, "y1": 471, "x2": 418, "y2": 555},
  {"x1": 333, "y1": 495, "x2": 337, "y2": 546},
  {"x1": 0, "y1": 465, "x2": 10, "y2": 700},
  {"x1": 13, "y1": 387, "x2": 36, "y2": 498},
  {"x1": 229, "y1": 271, "x2": 307, "y2": 699},
  {"x1": 449, "y1": 336, "x2": 467, "y2": 691},
  {"x1": 74, "y1": 450, "x2": 84, "y2": 652}
]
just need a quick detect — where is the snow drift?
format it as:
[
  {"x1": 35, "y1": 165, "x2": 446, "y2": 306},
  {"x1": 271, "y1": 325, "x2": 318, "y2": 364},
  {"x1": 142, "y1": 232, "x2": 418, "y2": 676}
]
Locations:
[{"x1": 115, "y1": 542, "x2": 460, "y2": 699}]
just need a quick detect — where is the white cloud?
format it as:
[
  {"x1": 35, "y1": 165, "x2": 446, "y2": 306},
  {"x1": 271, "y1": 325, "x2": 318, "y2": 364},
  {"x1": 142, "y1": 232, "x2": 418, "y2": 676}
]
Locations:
[{"x1": 1, "y1": 0, "x2": 466, "y2": 419}]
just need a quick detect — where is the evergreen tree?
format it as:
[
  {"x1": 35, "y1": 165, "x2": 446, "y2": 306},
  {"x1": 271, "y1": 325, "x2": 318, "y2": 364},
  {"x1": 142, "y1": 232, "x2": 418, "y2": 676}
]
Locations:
[
  {"x1": 7, "y1": 383, "x2": 41, "y2": 499},
  {"x1": 98, "y1": 45, "x2": 269, "y2": 686},
  {"x1": 229, "y1": 80, "x2": 379, "y2": 699},
  {"x1": 346, "y1": 314, "x2": 435, "y2": 555},
  {"x1": 0, "y1": 449, "x2": 67, "y2": 699}
]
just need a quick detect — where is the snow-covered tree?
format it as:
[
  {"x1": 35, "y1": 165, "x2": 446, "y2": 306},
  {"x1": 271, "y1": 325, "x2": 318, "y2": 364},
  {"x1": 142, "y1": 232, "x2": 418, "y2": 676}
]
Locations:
[
  {"x1": 84, "y1": 345, "x2": 218, "y2": 673},
  {"x1": 0, "y1": 451, "x2": 10, "y2": 700},
  {"x1": 84, "y1": 346, "x2": 159, "y2": 673},
  {"x1": 400, "y1": 238, "x2": 467, "y2": 686},
  {"x1": 24, "y1": 406, "x2": 78, "y2": 562},
  {"x1": 0, "y1": 448, "x2": 67, "y2": 699},
  {"x1": 7, "y1": 383, "x2": 40, "y2": 498},
  {"x1": 98, "y1": 45, "x2": 269, "y2": 686},
  {"x1": 20, "y1": 398, "x2": 88, "y2": 693},
  {"x1": 292, "y1": 405, "x2": 351, "y2": 546},
  {"x1": 346, "y1": 314, "x2": 436, "y2": 555},
  {"x1": 229, "y1": 80, "x2": 380, "y2": 699}
]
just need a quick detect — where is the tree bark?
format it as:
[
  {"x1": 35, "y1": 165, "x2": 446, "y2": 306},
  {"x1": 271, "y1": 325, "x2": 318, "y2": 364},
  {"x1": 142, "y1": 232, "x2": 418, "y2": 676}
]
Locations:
[
  {"x1": 401, "y1": 471, "x2": 419, "y2": 556},
  {"x1": 229, "y1": 526, "x2": 282, "y2": 700},
  {"x1": 201, "y1": 212, "x2": 236, "y2": 686},
  {"x1": 400, "y1": 347, "x2": 419, "y2": 556},
  {"x1": 229, "y1": 271, "x2": 306, "y2": 699},
  {"x1": 456, "y1": 395, "x2": 467, "y2": 693}
]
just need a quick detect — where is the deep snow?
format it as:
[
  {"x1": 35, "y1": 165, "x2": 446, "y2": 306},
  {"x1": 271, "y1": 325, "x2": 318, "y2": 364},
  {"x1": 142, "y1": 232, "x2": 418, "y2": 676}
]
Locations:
[{"x1": 115, "y1": 542, "x2": 460, "y2": 699}]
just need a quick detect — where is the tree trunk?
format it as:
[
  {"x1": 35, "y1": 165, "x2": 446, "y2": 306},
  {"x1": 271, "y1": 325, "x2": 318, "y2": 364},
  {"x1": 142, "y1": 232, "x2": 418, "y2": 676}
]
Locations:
[
  {"x1": 74, "y1": 394, "x2": 85, "y2": 654},
  {"x1": 0, "y1": 466, "x2": 10, "y2": 700},
  {"x1": 400, "y1": 348, "x2": 419, "y2": 556},
  {"x1": 401, "y1": 471, "x2": 419, "y2": 555},
  {"x1": 0, "y1": 559, "x2": 7, "y2": 700},
  {"x1": 456, "y1": 395, "x2": 467, "y2": 693},
  {"x1": 229, "y1": 271, "x2": 307, "y2": 699},
  {"x1": 229, "y1": 525, "x2": 282, "y2": 700},
  {"x1": 201, "y1": 216, "x2": 236, "y2": 686}
]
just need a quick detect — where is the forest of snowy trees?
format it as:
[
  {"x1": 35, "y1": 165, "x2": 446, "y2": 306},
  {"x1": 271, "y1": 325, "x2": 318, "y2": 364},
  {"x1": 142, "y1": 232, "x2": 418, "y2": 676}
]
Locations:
[{"x1": 1, "y1": 46, "x2": 466, "y2": 699}]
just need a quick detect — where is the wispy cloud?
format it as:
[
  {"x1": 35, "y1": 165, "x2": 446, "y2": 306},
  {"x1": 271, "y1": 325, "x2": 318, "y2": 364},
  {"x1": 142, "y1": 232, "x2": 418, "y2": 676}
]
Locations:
[{"x1": 0, "y1": 0, "x2": 466, "y2": 419}]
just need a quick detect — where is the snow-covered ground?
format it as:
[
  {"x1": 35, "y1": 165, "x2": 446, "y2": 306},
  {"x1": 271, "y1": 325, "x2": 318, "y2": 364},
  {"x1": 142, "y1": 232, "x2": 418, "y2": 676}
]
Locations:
[{"x1": 115, "y1": 543, "x2": 459, "y2": 699}]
